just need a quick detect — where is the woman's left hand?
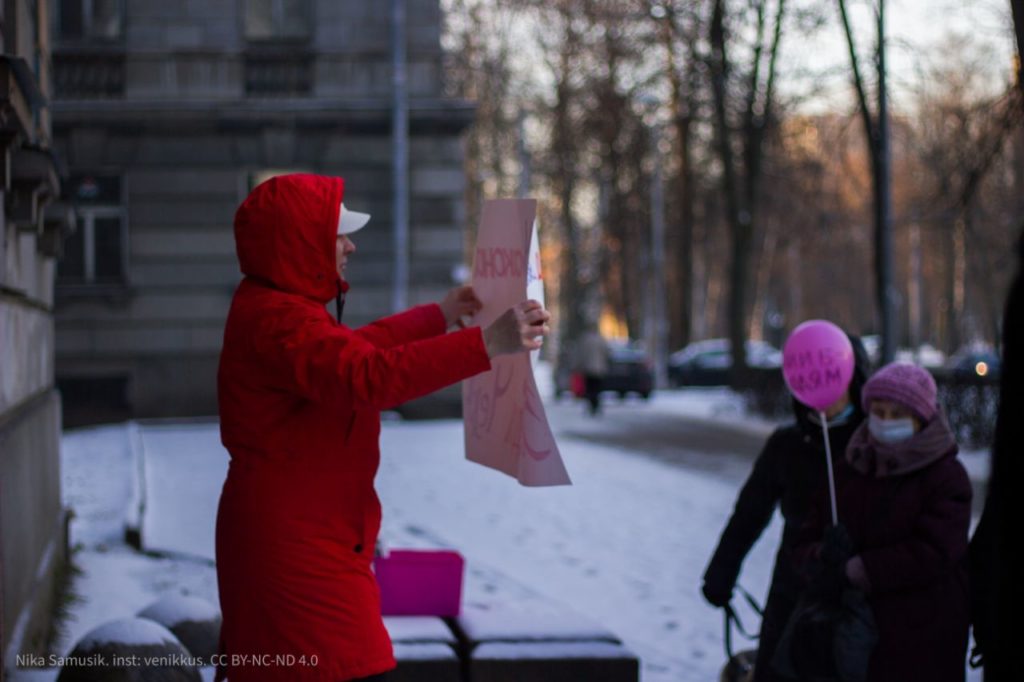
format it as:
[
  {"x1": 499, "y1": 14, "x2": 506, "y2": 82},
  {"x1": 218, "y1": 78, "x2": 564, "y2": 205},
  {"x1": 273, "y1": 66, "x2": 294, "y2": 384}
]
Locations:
[{"x1": 439, "y1": 285, "x2": 483, "y2": 328}]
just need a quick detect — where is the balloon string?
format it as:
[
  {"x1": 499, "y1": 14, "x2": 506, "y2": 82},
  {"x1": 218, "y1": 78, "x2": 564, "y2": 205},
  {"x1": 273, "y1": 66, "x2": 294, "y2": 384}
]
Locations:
[{"x1": 820, "y1": 410, "x2": 840, "y2": 526}]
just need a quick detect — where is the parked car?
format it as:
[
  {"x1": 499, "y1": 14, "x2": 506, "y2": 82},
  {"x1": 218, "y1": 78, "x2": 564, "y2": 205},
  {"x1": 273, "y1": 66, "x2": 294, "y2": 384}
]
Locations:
[
  {"x1": 894, "y1": 344, "x2": 947, "y2": 368},
  {"x1": 667, "y1": 338, "x2": 782, "y2": 387},
  {"x1": 867, "y1": 337, "x2": 947, "y2": 368},
  {"x1": 603, "y1": 339, "x2": 654, "y2": 399},
  {"x1": 553, "y1": 338, "x2": 654, "y2": 400},
  {"x1": 946, "y1": 346, "x2": 1001, "y2": 379}
]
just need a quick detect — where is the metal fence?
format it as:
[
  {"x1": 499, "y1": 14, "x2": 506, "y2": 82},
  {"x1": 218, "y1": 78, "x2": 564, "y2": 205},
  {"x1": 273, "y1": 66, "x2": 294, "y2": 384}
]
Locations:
[{"x1": 737, "y1": 367, "x2": 1000, "y2": 450}]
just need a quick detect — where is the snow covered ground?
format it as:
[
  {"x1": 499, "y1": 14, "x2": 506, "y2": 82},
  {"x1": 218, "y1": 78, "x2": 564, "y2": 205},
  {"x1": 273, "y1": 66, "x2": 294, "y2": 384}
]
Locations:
[{"x1": 15, "y1": 364, "x2": 987, "y2": 682}]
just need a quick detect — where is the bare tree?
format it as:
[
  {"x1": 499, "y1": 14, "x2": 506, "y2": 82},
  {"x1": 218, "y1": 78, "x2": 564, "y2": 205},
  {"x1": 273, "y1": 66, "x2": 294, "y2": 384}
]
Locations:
[
  {"x1": 836, "y1": 0, "x2": 898, "y2": 362},
  {"x1": 907, "y1": 37, "x2": 1023, "y2": 351},
  {"x1": 576, "y1": 1, "x2": 653, "y2": 339},
  {"x1": 707, "y1": 0, "x2": 786, "y2": 383},
  {"x1": 534, "y1": 0, "x2": 590, "y2": 351},
  {"x1": 443, "y1": 0, "x2": 525, "y2": 250},
  {"x1": 654, "y1": 1, "x2": 703, "y2": 351}
]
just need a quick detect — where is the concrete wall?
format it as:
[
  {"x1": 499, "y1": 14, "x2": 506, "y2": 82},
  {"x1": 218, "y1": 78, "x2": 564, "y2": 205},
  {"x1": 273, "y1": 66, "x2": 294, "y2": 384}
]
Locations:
[
  {"x1": 2, "y1": 0, "x2": 68, "y2": 663},
  {"x1": 0, "y1": 392, "x2": 65, "y2": 659},
  {"x1": 0, "y1": 192, "x2": 66, "y2": 663},
  {"x1": 114, "y1": 0, "x2": 443, "y2": 100},
  {"x1": 52, "y1": 0, "x2": 473, "y2": 421}
]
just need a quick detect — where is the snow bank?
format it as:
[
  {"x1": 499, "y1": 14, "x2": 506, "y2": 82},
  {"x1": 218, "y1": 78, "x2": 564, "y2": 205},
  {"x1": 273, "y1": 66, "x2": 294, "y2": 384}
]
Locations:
[
  {"x1": 138, "y1": 596, "x2": 220, "y2": 628},
  {"x1": 474, "y1": 641, "x2": 636, "y2": 660},
  {"x1": 140, "y1": 423, "x2": 229, "y2": 559},
  {"x1": 383, "y1": 616, "x2": 456, "y2": 644},
  {"x1": 392, "y1": 643, "x2": 459, "y2": 661},
  {"x1": 59, "y1": 423, "x2": 136, "y2": 548},
  {"x1": 455, "y1": 600, "x2": 617, "y2": 643},
  {"x1": 77, "y1": 617, "x2": 181, "y2": 649}
]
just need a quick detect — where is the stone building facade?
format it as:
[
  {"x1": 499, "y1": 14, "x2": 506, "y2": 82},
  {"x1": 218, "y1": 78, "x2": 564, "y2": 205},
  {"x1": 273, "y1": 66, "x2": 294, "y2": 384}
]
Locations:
[
  {"x1": 2, "y1": 0, "x2": 70, "y2": 664},
  {"x1": 51, "y1": 0, "x2": 472, "y2": 422}
]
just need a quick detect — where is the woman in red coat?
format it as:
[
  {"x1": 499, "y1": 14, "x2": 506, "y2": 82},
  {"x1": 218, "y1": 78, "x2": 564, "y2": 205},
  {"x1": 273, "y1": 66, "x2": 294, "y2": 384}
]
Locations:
[{"x1": 215, "y1": 173, "x2": 549, "y2": 681}]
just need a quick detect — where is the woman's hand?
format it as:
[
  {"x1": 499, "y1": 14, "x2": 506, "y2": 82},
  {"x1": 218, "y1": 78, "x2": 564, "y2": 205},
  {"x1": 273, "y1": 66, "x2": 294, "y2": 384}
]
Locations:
[
  {"x1": 483, "y1": 300, "x2": 551, "y2": 358},
  {"x1": 439, "y1": 285, "x2": 483, "y2": 328}
]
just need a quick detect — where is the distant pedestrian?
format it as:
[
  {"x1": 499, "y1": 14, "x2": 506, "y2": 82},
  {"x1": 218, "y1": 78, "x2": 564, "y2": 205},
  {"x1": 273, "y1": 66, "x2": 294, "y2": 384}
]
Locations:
[
  {"x1": 579, "y1": 326, "x2": 609, "y2": 415},
  {"x1": 794, "y1": 362, "x2": 971, "y2": 682},
  {"x1": 215, "y1": 173, "x2": 550, "y2": 682},
  {"x1": 702, "y1": 335, "x2": 870, "y2": 682}
]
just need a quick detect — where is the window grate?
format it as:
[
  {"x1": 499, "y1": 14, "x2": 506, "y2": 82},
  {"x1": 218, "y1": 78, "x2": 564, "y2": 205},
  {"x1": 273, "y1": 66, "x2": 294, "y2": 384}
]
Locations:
[
  {"x1": 53, "y1": 52, "x2": 125, "y2": 98},
  {"x1": 244, "y1": 53, "x2": 313, "y2": 97}
]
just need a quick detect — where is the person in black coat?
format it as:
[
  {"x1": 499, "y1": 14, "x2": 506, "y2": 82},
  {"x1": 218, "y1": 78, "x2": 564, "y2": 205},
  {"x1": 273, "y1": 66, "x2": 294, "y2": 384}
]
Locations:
[
  {"x1": 969, "y1": 231, "x2": 1023, "y2": 681},
  {"x1": 794, "y1": 361, "x2": 971, "y2": 682},
  {"x1": 702, "y1": 335, "x2": 870, "y2": 682}
]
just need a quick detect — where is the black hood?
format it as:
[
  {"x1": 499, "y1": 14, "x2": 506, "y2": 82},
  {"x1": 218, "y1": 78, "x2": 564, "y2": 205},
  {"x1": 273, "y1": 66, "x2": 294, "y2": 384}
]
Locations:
[{"x1": 793, "y1": 332, "x2": 872, "y2": 438}]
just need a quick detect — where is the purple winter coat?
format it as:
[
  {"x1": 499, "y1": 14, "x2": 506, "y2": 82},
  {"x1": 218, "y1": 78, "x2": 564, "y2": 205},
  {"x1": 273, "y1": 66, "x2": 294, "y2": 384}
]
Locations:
[{"x1": 798, "y1": 414, "x2": 972, "y2": 682}]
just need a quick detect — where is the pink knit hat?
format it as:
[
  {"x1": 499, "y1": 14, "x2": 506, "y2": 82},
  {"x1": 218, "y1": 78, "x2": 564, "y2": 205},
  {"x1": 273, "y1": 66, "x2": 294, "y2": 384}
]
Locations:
[{"x1": 861, "y1": 362, "x2": 938, "y2": 422}]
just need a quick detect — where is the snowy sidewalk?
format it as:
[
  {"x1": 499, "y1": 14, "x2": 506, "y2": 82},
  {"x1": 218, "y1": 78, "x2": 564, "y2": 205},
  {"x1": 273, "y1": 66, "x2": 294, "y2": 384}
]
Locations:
[
  {"x1": 52, "y1": 420, "x2": 770, "y2": 681},
  {"x1": 28, "y1": 376, "x2": 987, "y2": 682}
]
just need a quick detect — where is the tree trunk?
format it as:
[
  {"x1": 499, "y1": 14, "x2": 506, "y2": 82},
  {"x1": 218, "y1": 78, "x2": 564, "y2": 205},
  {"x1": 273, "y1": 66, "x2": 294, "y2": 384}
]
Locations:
[
  {"x1": 748, "y1": 230, "x2": 777, "y2": 340},
  {"x1": 947, "y1": 215, "x2": 965, "y2": 352},
  {"x1": 709, "y1": 0, "x2": 751, "y2": 384},
  {"x1": 552, "y1": 21, "x2": 584, "y2": 351},
  {"x1": 661, "y1": 15, "x2": 695, "y2": 352},
  {"x1": 838, "y1": 0, "x2": 895, "y2": 361},
  {"x1": 710, "y1": 0, "x2": 785, "y2": 384}
]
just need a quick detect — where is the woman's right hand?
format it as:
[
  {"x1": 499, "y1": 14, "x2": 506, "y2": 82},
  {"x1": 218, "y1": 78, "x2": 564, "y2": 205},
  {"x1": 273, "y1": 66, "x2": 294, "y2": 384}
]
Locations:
[{"x1": 483, "y1": 300, "x2": 551, "y2": 358}]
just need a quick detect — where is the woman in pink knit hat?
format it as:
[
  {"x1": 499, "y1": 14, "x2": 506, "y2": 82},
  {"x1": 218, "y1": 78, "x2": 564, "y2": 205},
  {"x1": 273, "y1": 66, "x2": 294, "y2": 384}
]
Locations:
[{"x1": 792, "y1": 362, "x2": 972, "y2": 682}]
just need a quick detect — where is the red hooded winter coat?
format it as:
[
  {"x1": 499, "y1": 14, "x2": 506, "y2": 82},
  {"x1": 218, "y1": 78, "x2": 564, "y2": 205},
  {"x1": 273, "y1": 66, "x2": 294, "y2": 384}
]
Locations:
[{"x1": 215, "y1": 174, "x2": 491, "y2": 681}]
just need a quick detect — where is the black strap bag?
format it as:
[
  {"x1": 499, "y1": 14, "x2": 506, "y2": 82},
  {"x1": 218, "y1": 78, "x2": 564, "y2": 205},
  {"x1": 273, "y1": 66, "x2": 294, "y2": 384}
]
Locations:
[
  {"x1": 720, "y1": 586, "x2": 762, "y2": 682},
  {"x1": 771, "y1": 586, "x2": 877, "y2": 682}
]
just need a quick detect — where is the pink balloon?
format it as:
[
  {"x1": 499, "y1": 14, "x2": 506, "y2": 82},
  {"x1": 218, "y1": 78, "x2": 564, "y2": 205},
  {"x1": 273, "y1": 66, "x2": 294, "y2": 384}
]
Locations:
[{"x1": 782, "y1": 320, "x2": 855, "y2": 411}]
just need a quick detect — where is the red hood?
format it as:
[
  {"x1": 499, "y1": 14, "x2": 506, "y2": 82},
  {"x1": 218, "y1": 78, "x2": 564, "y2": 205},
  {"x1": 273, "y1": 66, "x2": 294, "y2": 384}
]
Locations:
[{"x1": 233, "y1": 173, "x2": 343, "y2": 303}]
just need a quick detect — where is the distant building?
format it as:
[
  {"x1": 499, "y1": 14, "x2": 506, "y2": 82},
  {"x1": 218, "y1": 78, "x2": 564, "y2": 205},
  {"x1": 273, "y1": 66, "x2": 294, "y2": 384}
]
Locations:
[
  {"x1": 2, "y1": 0, "x2": 72, "y2": 664},
  {"x1": 51, "y1": 0, "x2": 473, "y2": 423}
]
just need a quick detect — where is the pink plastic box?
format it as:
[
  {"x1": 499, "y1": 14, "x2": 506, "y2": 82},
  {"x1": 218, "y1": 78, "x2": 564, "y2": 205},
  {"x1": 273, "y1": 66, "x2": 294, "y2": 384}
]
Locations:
[{"x1": 374, "y1": 549, "x2": 465, "y2": 617}]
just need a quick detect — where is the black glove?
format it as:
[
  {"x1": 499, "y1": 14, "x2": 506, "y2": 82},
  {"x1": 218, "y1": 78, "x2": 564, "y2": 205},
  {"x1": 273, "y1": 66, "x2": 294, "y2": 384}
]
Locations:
[
  {"x1": 821, "y1": 523, "x2": 854, "y2": 568},
  {"x1": 702, "y1": 580, "x2": 732, "y2": 608},
  {"x1": 813, "y1": 524, "x2": 853, "y2": 603}
]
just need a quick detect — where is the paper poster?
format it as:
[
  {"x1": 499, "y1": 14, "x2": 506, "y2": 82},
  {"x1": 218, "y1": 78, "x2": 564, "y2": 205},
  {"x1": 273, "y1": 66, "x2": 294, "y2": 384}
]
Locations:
[
  {"x1": 462, "y1": 199, "x2": 570, "y2": 487},
  {"x1": 526, "y1": 216, "x2": 545, "y2": 373}
]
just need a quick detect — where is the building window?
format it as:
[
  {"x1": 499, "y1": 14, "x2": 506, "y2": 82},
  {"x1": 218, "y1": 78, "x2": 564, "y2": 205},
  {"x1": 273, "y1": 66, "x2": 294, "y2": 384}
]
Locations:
[
  {"x1": 244, "y1": 0, "x2": 311, "y2": 42},
  {"x1": 53, "y1": 0, "x2": 125, "y2": 98},
  {"x1": 53, "y1": 52, "x2": 126, "y2": 98},
  {"x1": 58, "y1": 175, "x2": 127, "y2": 286},
  {"x1": 57, "y1": 0, "x2": 124, "y2": 42},
  {"x1": 244, "y1": 51, "x2": 312, "y2": 96},
  {"x1": 243, "y1": 0, "x2": 312, "y2": 96},
  {"x1": 249, "y1": 169, "x2": 309, "y2": 191}
]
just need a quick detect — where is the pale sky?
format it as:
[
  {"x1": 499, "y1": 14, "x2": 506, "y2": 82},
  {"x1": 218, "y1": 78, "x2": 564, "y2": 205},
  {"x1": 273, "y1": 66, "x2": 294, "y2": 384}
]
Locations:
[{"x1": 782, "y1": 0, "x2": 1017, "y2": 112}]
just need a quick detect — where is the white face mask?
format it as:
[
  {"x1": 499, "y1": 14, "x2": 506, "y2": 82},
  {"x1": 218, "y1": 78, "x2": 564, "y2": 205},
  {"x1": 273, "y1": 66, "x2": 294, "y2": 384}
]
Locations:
[{"x1": 868, "y1": 414, "x2": 916, "y2": 444}]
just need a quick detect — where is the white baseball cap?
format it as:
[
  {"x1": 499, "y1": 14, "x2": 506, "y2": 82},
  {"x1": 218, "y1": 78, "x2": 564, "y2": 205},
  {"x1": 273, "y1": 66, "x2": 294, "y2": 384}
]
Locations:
[{"x1": 338, "y1": 202, "x2": 371, "y2": 235}]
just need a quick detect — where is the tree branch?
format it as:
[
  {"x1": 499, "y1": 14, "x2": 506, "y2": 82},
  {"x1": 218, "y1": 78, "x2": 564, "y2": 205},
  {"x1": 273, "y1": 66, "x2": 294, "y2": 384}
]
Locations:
[
  {"x1": 709, "y1": 0, "x2": 740, "y2": 222},
  {"x1": 837, "y1": 0, "x2": 877, "y2": 146},
  {"x1": 744, "y1": 0, "x2": 768, "y2": 146},
  {"x1": 1013, "y1": 0, "x2": 1023, "y2": 96},
  {"x1": 955, "y1": 90, "x2": 1024, "y2": 214}
]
